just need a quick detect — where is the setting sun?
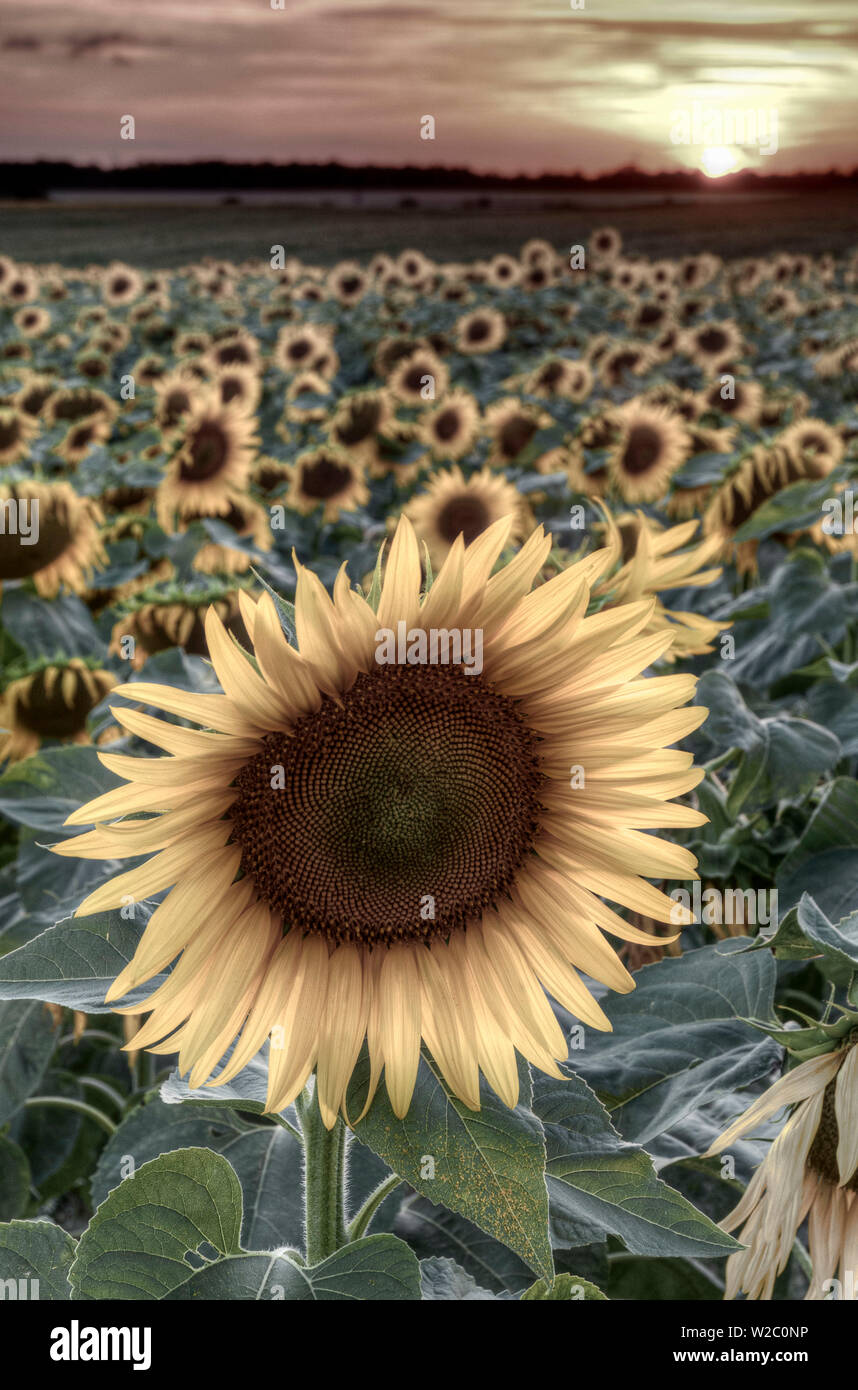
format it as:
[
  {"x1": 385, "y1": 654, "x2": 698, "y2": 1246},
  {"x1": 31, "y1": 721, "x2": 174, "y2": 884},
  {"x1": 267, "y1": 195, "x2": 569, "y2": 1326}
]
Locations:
[{"x1": 699, "y1": 145, "x2": 744, "y2": 178}]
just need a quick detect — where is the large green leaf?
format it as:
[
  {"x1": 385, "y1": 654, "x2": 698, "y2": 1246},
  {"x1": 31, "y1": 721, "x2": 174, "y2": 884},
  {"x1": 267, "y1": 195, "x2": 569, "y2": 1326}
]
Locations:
[
  {"x1": 0, "y1": 746, "x2": 117, "y2": 834},
  {"x1": 166, "y1": 1233, "x2": 421, "y2": 1301},
  {"x1": 749, "y1": 892, "x2": 858, "y2": 986},
  {"x1": 348, "y1": 1050, "x2": 553, "y2": 1279},
  {"x1": 419, "y1": 1255, "x2": 497, "y2": 1300},
  {"x1": 533, "y1": 1071, "x2": 740, "y2": 1261},
  {"x1": 0, "y1": 1134, "x2": 30, "y2": 1220},
  {"x1": 0, "y1": 907, "x2": 158, "y2": 1012},
  {"x1": 0, "y1": 998, "x2": 57, "y2": 1125},
  {"x1": 70, "y1": 1148, "x2": 244, "y2": 1299},
  {"x1": 0, "y1": 1219, "x2": 76, "y2": 1299},
  {"x1": 92, "y1": 1099, "x2": 304, "y2": 1253},
  {"x1": 776, "y1": 779, "x2": 858, "y2": 920},
  {"x1": 570, "y1": 940, "x2": 778, "y2": 1144}
]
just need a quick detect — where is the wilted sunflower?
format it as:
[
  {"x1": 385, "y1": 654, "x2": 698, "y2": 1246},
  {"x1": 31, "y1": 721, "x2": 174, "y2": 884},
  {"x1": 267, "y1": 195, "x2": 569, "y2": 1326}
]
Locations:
[
  {"x1": 285, "y1": 447, "x2": 369, "y2": 522},
  {"x1": 0, "y1": 481, "x2": 105, "y2": 597},
  {"x1": 59, "y1": 515, "x2": 703, "y2": 1124},
  {"x1": 110, "y1": 586, "x2": 252, "y2": 669},
  {"x1": 0, "y1": 405, "x2": 38, "y2": 465},
  {"x1": 706, "y1": 1041, "x2": 858, "y2": 1300},
  {"x1": 420, "y1": 389, "x2": 481, "y2": 461},
  {"x1": 405, "y1": 465, "x2": 532, "y2": 569},
  {"x1": 455, "y1": 308, "x2": 507, "y2": 355},
  {"x1": 329, "y1": 390, "x2": 393, "y2": 461},
  {"x1": 779, "y1": 418, "x2": 844, "y2": 475},
  {"x1": 608, "y1": 401, "x2": 691, "y2": 503},
  {"x1": 157, "y1": 392, "x2": 258, "y2": 527},
  {"x1": 0, "y1": 661, "x2": 115, "y2": 763}
]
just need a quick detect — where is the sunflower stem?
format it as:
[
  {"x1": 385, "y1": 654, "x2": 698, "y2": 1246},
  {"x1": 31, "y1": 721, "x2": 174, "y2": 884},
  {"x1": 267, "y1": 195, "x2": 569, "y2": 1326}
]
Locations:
[
  {"x1": 347, "y1": 1174, "x2": 403, "y2": 1241},
  {"x1": 297, "y1": 1087, "x2": 347, "y2": 1264},
  {"x1": 23, "y1": 1095, "x2": 117, "y2": 1135}
]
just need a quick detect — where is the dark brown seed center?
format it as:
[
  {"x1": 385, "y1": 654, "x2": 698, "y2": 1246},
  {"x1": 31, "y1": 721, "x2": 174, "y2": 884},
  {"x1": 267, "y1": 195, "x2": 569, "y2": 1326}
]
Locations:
[
  {"x1": 228, "y1": 663, "x2": 543, "y2": 945},
  {"x1": 180, "y1": 421, "x2": 229, "y2": 481},
  {"x1": 807, "y1": 1071, "x2": 858, "y2": 1193},
  {"x1": 437, "y1": 494, "x2": 492, "y2": 546},
  {"x1": 622, "y1": 424, "x2": 663, "y2": 475}
]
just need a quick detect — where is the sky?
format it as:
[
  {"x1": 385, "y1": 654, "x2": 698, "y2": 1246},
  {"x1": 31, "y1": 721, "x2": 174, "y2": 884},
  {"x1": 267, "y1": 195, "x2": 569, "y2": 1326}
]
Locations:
[{"x1": 0, "y1": 0, "x2": 856, "y2": 175}]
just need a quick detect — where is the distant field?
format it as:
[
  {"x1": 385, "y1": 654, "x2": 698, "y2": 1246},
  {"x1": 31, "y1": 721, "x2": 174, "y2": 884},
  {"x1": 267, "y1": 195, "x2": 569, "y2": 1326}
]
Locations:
[{"x1": 0, "y1": 190, "x2": 856, "y2": 266}]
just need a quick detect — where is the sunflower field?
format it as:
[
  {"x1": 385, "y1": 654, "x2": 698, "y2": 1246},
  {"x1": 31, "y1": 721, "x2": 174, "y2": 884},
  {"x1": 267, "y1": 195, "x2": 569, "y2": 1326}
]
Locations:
[{"x1": 0, "y1": 230, "x2": 857, "y2": 1310}]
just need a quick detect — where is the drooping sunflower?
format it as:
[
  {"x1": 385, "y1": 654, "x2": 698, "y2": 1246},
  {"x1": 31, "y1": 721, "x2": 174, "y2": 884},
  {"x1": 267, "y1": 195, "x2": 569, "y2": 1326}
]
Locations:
[
  {"x1": 59, "y1": 515, "x2": 703, "y2": 1124},
  {"x1": 607, "y1": 401, "x2": 691, "y2": 503},
  {"x1": 706, "y1": 1042, "x2": 858, "y2": 1300},
  {"x1": 284, "y1": 447, "x2": 369, "y2": 523},
  {"x1": 405, "y1": 465, "x2": 532, "y2": 569},
  {"x1": 0, "y1": 481, "x2": 105, "y2": 597},
  {"x1": 328, "y1": 390, "x2": 393, "y2": 461},
  {"x1": 282, "y1": 371, "x2": 332, "y2": 425},
  {"x1": 0, "y1": 405, "x2": 39, "y2": 465},
  {"x1": 110, "y1": 585, "x2": 253, "y2": 670},
  {"x1": 156, "y1": 392, "x2": 259, "y2": 528},
  {"x1": 420, "y1": 389, "x2": 481, "y2": 461},
  {"x1": 779, "y1": 418, "x2": 845, "y2": 476},
  {"x1": 0, "y1": 661, "x2": 116, "y2": 763},
  {"x1": 455, "y1": 308, "x2": 507, "y2": 355}
]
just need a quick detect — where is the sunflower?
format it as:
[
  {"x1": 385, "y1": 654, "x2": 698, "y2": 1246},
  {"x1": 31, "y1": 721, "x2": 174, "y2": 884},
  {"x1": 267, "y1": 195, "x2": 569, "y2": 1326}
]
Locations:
[
  {"x1": 699, "y1": 376, "x2": 764, "y2": 426},
  {"x1": 455, "y1": 308, "x2": 507, "y2": 355},
  {"x1": 274, "y1": 324, "x2": 331, "y2": 374},
  {"x1": 4, "y1": 267, "x2": 39, "y2": 304},
  {"x1": 156, "y1": 393, "x2": 258, "y2": 528},
  {"x1": 285, "y1": 447, "x2": 369, "y2": 523},
  {"x1": 599, "y1": 340, "x2": 657, "y2": 389},
  {"x1": 13, "y1": 305, "x2": 51, "y2": 337},
  {"x1": 327, "y1": 262, "x2": 369, "y2": 306},
  {"x1": 0, "y1": 481, "x2": 105, "y2": 597},
  {"x1": 405, "y1": 465, "x2": 532, "y2": 568},
  {"x1": 367, "y1": 422, "x2": 425, "y2": 485},
  {"x1": 589, "y1": 226, "x2": 622, "y2": 266},
  {"x1": 184, "y1": 496, "x2": 273, "y2": 576},
  {"x1": 484, "y1": 398, "x2": 551, "y2": 467},
  {"x1": 329, "y1": 391, "x2": 393, "y2": 461},
  {"x1": 206, "y1": 330, "x2": 260, "y2": 372},
  {"x1": 0, "y1": 661, "x2": 116, "y2": 764},
  {"x1": 132, "y1": 354, "x2": 167, "y2": 386},
  {"x1": 252, "y1": 456, "x2": 292, "y2": 497},
  {"x1": 58, "y1": 515, "x2": 703, "y2": 1125},
  {"x1": 387, "y1": 349, "x2": 450, "y2": 406},
  {"x1": 110, "y1": 587, "x2": 252, "y2": 670},
  {"x1": 396, "y1": 249, "x2": 434, "y2": 287},
  {"x1": 14, "y1": 372, "x2": 58, "y2": 420},
  {"x1": 0, "y1": 406, "x2": 39, "y2": 465},
  {"x1": 684, "y1": 319, "x2": 744, "y2": 374},
  {"x1": 706, "y1": 1042, "x2": 858, "y2": 1300},
  {"x1": 779, "y1": 418, "x2": 844, "y2": 476},
  {"x1": 525, "y1": 356, "x2": 588, "y2": 400},
  {"x1": 486, "y1": 254, "x2": 521, "y2": 289},
  {"x1": 102, "y1": 263, "x2": 144, "y2": 307},
  {"x1": 608, "y1": 401, "x2": 691, "y2": 503},
  {"x1": 211, "y1": 363, "x2": 261, "y2": 414},
  {"x1": 420, "y1": 389, "x2": 481, "y2": 461},
  {"x1": 154, "y1": 369, "x2": 200, "y2": 430}
]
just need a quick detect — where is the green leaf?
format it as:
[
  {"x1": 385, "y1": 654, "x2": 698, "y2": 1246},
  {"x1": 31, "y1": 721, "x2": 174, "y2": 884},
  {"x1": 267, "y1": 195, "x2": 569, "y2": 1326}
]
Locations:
[
  {"x1": 0, "y1": 1134, "x2": 30, "y2": 1220},
  {"x1": 0, "y1": 1219, "x2": 76, "y2": 1299},
  {"x1": 0, "y1": 907, "x2": 158, "y2": 1013},
  {"x1": 166, "y1": 1233, "x2": 421, "y2": 1301},
  {"x1": 533, "y1": 1071, "x2": 741, "y2": 1260},
  {"x1": 92, "y1": 1098, "x2": 304, "y2": 1253},
  {"x1": 750, "y1": 893, "x2": 858, "y2": 986},
  {"x1": 419, "y1": 1256, "x2": 497, "y2": 1300},
  {"x1": 521, "y1": 1272, "x2": 607, "y2": 1300},
  {"x1": 70, "y1": 1148, "x2": 244, "y2": 1300},
  {"x1": 348, "y1": 1050, "x2": 553, "y2": 1279},
  {"x1": 570, "y1": 940, "x2": 778, "y2": 1144},
  {"x1": 0, "y1": 745, "x2": 117, "y2": 833},
  {"x1": 396, "y1": 1194, "x2": 538, "y2": 1295},
  {"x1": 776, "y1": 779, "x2": 858, "y2": 920},
  {"x1": 0, "y1": 998, "x2": 57, "y2": 1126},
  {"x1": 732, "y1": 476, "x2": 840, "y2": 542}
]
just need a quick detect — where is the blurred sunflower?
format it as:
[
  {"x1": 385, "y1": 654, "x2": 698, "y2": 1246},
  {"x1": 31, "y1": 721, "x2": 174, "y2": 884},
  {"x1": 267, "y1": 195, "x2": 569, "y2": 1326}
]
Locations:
[
  {"x1": 420, "y1": 389, "x2": 481, "y2": 461},
  {"x1": 286, "y1": 447, "x2": 369, "y2": 522},
  {"x1": 405, "y1": 465, "x2": 532, "y2": 568},
  {"x1": 706, "y1": 1042, "x2": 858, "y2": 1300},
  {"x1": 0, "y1": 481, "x2": 105, "y2": 596},
  {"x1": 157, "y1": 393, "x2": 258, "y2": 527},
  {"x1": 111, "y1": 586, "x2": 252, "y2": 669},
  {"x1": 486, "y1": 254, "x2": 521, "y2": 288},
  {"x1": 0, "y1": 661, "x2": 115, "y2": 763},
  {"x1": 206, "y1": 329, "x2": 260, "y2": 372},
  {"x1": 608, "y1": 401, "x2": 691, "y2": 503},
  {"x1": 484, "y1": 398, "x2": 551, "y2": 467},
  {"x1": 0, "y1": 405, "x2": 39, "y2": 465},
  {"x1": 329, "y1": 390, "x2": 393, "y2": 461},
  {"x1": 327, "y1": 261, "x2": 370, "y2": 306},
  {"x1": 59, "y1": 515, "x2": 703, "y2": 1123},
  {"x1": 589, "y1": 226, "x2": 622, "y2": 266},
  {"x1": 184, "y1": 495, "x2": 273, "y2": 576},
  {"x1": 455, "y1": 308, "x2": 507, "y2": 355},
  {"x1": 14, "y1": 305, "x2": 51, "y2": 337},
  {"x1": 14, "y1": 372, "x2": 58, "y2": 420},
  {"x1": 274, "y1": 324, "x2": 330, "y2": 374},
  {"x1": 387, "y1": 348, "x2": 450, "y2": 406},
  {"x1": 102, "y1": 263, "x2": 144, "y2": 307},
  {"x1": 699, "y1": 376, "x2": 764, "y2": 425},
  {"x1": 212, "y1": 363, "x2": 261, "y2": 414},
  {"x1": 684, "y1": 319, "x2": 744, "y2": 374},
  {"x1": 154, "y1": 369, "x2": 199, "y2": 431}
]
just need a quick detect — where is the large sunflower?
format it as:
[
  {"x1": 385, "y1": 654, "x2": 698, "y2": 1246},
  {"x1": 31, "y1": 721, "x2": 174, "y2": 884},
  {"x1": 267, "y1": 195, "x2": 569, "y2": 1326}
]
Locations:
[
  {"x1": 608, "y1": 401, "x2": 691, "y2": 503},
  {"x1": 0, "y1": 481, "x2": 105, "y2": 597},
  {"x1": 405, "y1": 465, "x2": 533, "y2": 569},
  {"x1": 59, "y1": 516, "x2": 703, "y2": 1125}
]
